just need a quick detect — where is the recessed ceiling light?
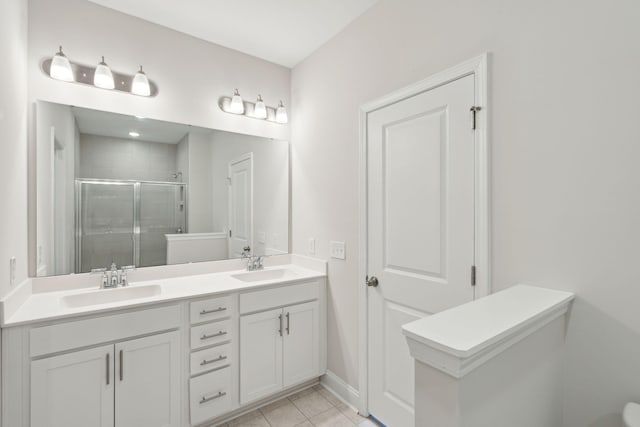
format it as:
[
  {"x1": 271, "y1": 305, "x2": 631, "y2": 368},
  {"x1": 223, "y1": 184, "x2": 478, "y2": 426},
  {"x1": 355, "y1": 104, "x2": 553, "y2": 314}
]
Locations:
[{"x1": 129, "y1": 131, "x2": 140, "y2": 137}]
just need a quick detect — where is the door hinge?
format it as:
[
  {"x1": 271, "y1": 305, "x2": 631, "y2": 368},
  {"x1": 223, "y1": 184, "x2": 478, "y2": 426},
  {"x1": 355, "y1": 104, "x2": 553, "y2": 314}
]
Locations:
[
  {"x1": 471, "y1": 265, "x2": 476, "y2": 286},
  {"x1": 229, "y1": 230, "x2": 232, "y2": 237},
  {"x1": 470, "y1": 106, "x2": 481, "y2": 130}
]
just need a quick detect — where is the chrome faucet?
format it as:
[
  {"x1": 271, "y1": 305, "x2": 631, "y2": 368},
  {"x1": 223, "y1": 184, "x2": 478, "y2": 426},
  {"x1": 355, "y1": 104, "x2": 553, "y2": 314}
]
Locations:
[
  {"x1": 246, "y1": 256, "x2": 264, "y2": 271},
  {"x1": 92, "y1": 263, "x2": 135, "y2": 288}
]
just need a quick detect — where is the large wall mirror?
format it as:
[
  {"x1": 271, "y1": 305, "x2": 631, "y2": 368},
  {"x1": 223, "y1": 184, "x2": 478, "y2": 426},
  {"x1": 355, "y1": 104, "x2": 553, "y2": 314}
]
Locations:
[{"x1": 34, "y1": 100, "x2": 290, "y2": 277}]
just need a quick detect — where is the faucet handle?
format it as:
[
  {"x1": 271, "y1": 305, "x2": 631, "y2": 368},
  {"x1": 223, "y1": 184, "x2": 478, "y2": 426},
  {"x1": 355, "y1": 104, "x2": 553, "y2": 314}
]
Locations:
[{"x1": 110, "y1": 262, "x2": 118, "y2": 271}]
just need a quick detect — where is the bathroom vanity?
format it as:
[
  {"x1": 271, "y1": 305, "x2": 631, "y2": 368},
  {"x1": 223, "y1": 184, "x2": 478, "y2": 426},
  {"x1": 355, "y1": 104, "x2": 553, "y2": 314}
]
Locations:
[{"x1": 1, "y1": 255, "x2": 327, "y2": 427}]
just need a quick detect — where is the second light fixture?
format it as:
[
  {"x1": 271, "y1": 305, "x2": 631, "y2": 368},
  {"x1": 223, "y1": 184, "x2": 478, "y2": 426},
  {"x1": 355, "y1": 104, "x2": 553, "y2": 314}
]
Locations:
[{"x1": 224, "y1": 89, "x2": 288, "y2": 123}]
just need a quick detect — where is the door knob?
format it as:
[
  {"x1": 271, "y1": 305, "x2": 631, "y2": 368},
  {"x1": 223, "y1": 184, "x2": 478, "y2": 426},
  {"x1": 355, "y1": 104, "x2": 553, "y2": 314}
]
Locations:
[{"x1": 366, "y1": 276, "x2": 379, "y2": 287}]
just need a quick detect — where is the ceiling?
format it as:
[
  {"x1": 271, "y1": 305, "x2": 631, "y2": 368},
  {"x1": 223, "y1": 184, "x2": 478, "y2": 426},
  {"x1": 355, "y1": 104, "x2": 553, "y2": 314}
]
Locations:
[
  {"x1": 73, "y1": 106, "x2": 191, "y2": 144},
  {"x1": 88, "y1": 0, "x2": 378, "y2": 68}
]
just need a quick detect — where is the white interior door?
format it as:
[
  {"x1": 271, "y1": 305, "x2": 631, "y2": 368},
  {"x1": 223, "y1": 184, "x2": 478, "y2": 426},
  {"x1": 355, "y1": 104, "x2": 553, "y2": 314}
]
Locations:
[
  {"x1": 31, "y1": 345, "x2": 114, "y2": 427},
  {"x1": 115, "y1": 331, "x2": 181, "y2": 427},
  {"x1": 367, "y1": 74, "x2": 476, "y2": 426},
  {"x1": 228, "y1": 153, "x2": 253, "y2": 258}
]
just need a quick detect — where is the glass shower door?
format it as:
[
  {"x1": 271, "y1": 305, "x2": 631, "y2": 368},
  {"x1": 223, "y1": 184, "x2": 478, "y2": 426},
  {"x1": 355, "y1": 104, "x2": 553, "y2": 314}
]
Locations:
[
  {"x1": 138, "y1": 183, "x2": 186, "y2": 267},
  {"x1": 77, "y1": 181, "x2": 135, "y2": 273}
]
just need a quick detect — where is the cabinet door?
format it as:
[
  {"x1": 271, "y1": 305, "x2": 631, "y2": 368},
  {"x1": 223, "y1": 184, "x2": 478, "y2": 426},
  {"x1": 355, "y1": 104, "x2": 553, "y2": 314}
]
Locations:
[
  {"x1": 115, "y1": 331, "x2": 181, "y2": 427},
  {"x1": 283, "y1": 301, "x2": 320, "y2": 387},
  {"x1": 31, "y1": 345, "x2": 114, "y2": 427},
  {"x1": 240, "y1": 308, "x2": 283, "y2": 404}
]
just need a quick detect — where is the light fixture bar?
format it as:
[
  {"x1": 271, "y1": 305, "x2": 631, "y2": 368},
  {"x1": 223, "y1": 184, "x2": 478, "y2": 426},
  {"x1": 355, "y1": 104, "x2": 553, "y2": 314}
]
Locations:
[
  {"x1": 218, "y1": 95, "x2": 289, "y2": 124},
  {"x1": 42, "y1": 58, "x2": 159, "y2": 97}
]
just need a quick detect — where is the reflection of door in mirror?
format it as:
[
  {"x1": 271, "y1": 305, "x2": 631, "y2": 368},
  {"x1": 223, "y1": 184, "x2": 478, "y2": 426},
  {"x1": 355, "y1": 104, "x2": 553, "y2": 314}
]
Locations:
[{"x1": 228, "y1": 153, "x2": 253, "y2": 258}]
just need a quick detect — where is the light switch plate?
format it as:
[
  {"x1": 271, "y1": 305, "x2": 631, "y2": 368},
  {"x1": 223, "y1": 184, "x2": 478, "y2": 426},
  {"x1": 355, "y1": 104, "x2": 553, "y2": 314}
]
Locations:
[{"x1": 330, "y1": 241, "x2": 346, "y2": 260}]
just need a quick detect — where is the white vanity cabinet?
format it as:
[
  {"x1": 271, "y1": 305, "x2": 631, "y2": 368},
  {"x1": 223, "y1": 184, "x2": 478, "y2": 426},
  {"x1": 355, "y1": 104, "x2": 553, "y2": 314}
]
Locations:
[
  {"x1": 239, "y1": 280, "x2": 323, "y2": 404},
  {"x1": 31, "y1": 345, "x2": 115, "y2": 427},
  {"x1": 31, "y1": 331, "x2": 180, "y2": 427}
]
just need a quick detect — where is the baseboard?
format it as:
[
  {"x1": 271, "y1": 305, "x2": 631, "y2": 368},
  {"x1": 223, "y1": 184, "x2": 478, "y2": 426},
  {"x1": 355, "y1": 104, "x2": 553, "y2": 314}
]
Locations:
[{"x1": 320, "y1": 370, "x2": 361, "y2": 411}]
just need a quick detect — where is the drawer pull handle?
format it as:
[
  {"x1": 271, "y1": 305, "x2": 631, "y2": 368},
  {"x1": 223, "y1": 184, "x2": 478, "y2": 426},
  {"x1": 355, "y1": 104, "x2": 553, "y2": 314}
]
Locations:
[
  {"x1": 200, "y1": 306, "x2": 226, "y2": 315},
  {"x1": 106, "y1": 353, "x2": 110, "y2": 385},
  {"x1": 200, "y1": 391, "x2": 227, "y2": 404},
  {"x1": 200, "y1": 355, "x2": 227, "y2": 366},
  {"x1": 200, "y1": 331, "x2": 227, "y2": 340}
]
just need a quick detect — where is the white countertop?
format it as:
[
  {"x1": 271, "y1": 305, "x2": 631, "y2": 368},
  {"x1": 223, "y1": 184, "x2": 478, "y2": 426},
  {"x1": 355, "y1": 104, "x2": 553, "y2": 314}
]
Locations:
[
  {"x1": 1, "y1": 262, "x2": 325, "y2": 327},
  {"x1": 402, "y1": 284, "x2": 575, "y2": 377}
]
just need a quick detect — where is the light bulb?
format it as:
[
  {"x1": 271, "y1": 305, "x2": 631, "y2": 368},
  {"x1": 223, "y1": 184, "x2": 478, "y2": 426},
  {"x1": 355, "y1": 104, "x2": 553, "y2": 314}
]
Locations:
[
  {"x1": 94, "y1": 56, "x2": 115, "y2": 90},
  {"x1": 275, "y1": 100, "x2": 288, "y2": 124},
  {"x1": 49, "y1": 46, "x2": 74, "y2": 82},
  {"x1": 131, "y1": 65, "x2": 151, "y2": 96},
  {"x1": 230, "y1": 89, "x2": 244, "y2": 114},
  {"x1": 254, "y1": 95, "x2": 267, "y2": 119}
]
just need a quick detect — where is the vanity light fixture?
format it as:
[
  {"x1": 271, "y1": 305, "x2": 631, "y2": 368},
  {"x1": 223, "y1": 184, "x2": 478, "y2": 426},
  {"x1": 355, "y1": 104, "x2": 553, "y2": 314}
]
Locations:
[
  {"x1": 94, "y1": 56, "x2": 115, "y2": 90},
  {"x1": 43, "y1": 47, "x2": 158, "y2": 96},
  {"x1": 230, "y1": 89, "x2": 245, "y2": 114},
  {"x1": 131, "y1": 66, "x2": 151, "y2": 96},
  {"x1": 275, "y1": 101, "x2": 288, "y2": 124},
  {"x1": 128, "y1": 131, "x2": 140, "y2": 137},
  {"x1": 49, "y1": 46, "x2": 74, "y2": 82},
  {"x1": 218, "y1": 91, "x2": 289, "y2": 124},
  {"x1": 254, "y1": 95, "x2": 267, "y2": 119}
]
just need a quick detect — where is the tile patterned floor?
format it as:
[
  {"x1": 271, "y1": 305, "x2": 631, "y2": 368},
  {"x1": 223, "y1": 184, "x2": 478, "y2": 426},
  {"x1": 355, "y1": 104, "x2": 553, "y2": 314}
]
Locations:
[{"x1": 219, "y1": 385, "x2": 382, "y2": 427}]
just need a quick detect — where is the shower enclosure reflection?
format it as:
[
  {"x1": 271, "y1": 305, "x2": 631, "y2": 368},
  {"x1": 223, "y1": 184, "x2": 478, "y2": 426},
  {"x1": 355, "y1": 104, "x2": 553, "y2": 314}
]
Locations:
[
  {"x1": 35, "y1": 101, "x2": 289, "y2": 277},
  {"x1": 77, "y1": 180, "x2": 187, "y2": 272}
]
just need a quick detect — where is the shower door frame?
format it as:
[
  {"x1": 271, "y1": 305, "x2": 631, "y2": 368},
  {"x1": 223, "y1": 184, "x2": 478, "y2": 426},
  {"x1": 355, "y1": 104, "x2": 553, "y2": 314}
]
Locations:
[{"x1": 75, "y1": 179, "x2": 188, "y2": 273}]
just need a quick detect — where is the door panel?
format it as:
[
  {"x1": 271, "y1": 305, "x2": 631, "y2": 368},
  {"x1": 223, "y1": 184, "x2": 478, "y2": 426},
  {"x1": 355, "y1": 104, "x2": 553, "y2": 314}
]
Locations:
[
  {"x1": 367, "y1": 74, "x2": 476, "y2": 426},
  {"x1": 240, "y1": 308, "x2": 283, "y2": 404},
  {"x1": 283, "y1": 301, "x2": 320, "y2": 387},
  {"x1": 228, "y1": 154, "x2": 253, "y2": 258},
  {"x1": 31, "y1": 345, "x2": 114, "y2": 427},
  {"x1": 115, "y1": 331, "x2": 181, "y2": 427}
]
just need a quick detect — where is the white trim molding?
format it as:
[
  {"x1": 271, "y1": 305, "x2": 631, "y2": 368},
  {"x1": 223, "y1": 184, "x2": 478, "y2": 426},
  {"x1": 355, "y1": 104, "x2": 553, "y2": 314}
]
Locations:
[
  {"x1": 320, "y1": 370, "x2": 361, "y2": 410},
  {"x1": 357, "y1": 53, "x2": 490, "y2": 416},
  {"x1": 164, "y1": 232, "x2": 227, "y2": 242}
]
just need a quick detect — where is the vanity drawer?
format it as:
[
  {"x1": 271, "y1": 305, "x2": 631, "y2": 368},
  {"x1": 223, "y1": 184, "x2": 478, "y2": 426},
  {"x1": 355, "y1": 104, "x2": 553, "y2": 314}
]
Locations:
[
  {"x1": 240, "y1": 280, "x2": 320, "y2": 314},
  {"x1": 190, "y1": 295, "x2": 233, "y2": 324},
  {"x1": 190, "y1": 343, "x2": 232, "y2": 376},
  {"x1": 189, "y1": 367, "x2": 232, "y2": 425},
  {"x1": 191, "y1": 319, "x2": 232, "y2": 350}
]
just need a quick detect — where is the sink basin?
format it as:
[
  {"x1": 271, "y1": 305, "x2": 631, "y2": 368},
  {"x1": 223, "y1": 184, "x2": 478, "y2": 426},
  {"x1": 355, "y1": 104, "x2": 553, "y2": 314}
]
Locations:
[
  {"x1": 232, "y1": 268, "x2": 298, "y2": 283},
  {"x1": 61, "y1": 284, "x2": 162, "y2": 308}
]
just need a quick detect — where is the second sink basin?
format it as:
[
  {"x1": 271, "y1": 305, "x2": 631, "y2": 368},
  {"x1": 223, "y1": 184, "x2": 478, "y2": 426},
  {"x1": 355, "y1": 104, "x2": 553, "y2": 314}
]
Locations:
[
  {"x1": 232, "y1": 268, "x2": 298, "y2": 283},
  {"x1": 61, "y1": 284, "x2": 162, "y2": 308}
]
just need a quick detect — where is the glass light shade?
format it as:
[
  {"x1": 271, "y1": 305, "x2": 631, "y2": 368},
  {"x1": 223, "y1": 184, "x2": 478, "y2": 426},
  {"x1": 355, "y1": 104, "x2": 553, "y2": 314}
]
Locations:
[
  {"x1": 275, "y1": 101, "x2": 288, "y2": 124},
  {"x1": 94, "y1": 56, "x2": 115, "y2": 90},
  {"x1": 50, "y1": 46, "x2": 74, "y2": 82},
  {"x1": 254, "y1": 95, "x2": 267, "y2": 119},
  {"x1": 131, "y1": 66, "x2": 151, "y2": 96},
  {"x1": 230, "y1": 89, "x2": 244, "y2": 114}
]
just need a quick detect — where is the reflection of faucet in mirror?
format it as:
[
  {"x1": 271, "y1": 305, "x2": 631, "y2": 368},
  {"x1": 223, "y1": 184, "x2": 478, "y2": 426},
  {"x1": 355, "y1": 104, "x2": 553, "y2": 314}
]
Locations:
[{"x1": 242, "y1": 246, "x2": 251, "y2": 258}]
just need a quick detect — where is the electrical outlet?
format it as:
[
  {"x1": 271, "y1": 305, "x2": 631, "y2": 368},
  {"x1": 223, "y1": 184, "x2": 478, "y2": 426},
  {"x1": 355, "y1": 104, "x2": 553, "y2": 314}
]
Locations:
[
  {"x1": 330, "y1": 241, "x2": 346, "y2": 260},
  {"x1": 9, "y1": 257, "x2": 16, "y2": 287},
  {"x1": 308, "y1": 238, "x2": 316, "y2": 256}
]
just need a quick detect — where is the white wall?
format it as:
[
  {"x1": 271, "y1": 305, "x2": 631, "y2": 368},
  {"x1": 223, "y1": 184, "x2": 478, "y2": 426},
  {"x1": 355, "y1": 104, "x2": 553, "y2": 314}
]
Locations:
[
  {"x1": 27, "y1": 0, "x2": 291, "y2": 275},
  {"x1": 186, "y1": 130, "x2": 214, "y2": 233},
  {"x1": 291, "y1": 1, "x2": 640, "y2": 426},
  {"x1": 0, "y1": 0, "x2": 29, "y2": 296}
]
